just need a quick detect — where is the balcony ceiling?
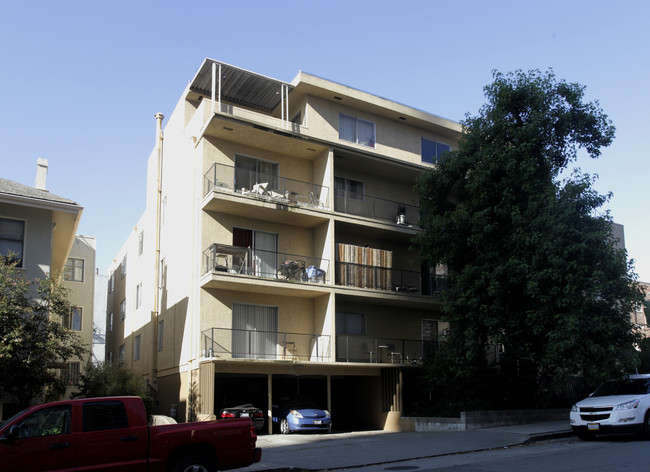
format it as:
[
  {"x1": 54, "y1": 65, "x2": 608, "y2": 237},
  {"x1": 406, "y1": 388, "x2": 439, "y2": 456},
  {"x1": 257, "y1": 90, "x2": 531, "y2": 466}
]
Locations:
[{"x1": 191, "y1": 58, "x2": 294, "y2": 113}]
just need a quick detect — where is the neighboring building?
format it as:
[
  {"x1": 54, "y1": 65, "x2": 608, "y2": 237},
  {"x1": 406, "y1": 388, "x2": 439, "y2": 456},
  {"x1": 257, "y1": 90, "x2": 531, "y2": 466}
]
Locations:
[
  {"x1": 61, "y1": 235, "x2": 97, "y2": 396},
  {"x1": 105, "y1": 59, "x2": 462, "y2": 432},
  {"x1": 93, "y1": 269, "x2": 108, "y2": 363},
  {"x1": 0, "y1": 159, "x2": 84, "y2": 417}
]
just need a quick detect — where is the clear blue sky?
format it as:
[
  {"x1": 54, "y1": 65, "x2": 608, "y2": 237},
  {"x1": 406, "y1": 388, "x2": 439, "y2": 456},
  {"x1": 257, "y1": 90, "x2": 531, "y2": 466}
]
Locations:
[{"x1": 1, "y1": 0, "x2": 649, "y2": 281}]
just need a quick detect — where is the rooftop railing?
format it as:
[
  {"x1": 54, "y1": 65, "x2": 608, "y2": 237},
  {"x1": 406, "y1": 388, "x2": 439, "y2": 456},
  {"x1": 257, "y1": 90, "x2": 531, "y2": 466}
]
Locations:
[
  {"x1": 335, "y1": 335, "x2": 438, "y2": 364},
  {"x1": 204, "y1": 162, "x2": 329, "y2": 210},
  {"x1": 201, "y1": 327, "x2": 331, "y2": 362},
  {"x1": 202, "y1": 243, "x2": 330, "y2": 284}
]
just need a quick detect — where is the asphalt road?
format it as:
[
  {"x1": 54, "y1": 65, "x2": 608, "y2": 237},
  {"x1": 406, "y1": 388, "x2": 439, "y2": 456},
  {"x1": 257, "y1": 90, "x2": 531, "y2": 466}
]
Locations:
[{"x1": 357, "y1": 436, "x2": 650, "y2": 472}]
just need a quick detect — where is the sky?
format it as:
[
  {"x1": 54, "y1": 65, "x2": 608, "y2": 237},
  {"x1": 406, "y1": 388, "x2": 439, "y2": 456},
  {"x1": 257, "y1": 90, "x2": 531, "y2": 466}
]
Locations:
[{"x1": 1, "y1": 0, "x2": 649, "y2": 280}]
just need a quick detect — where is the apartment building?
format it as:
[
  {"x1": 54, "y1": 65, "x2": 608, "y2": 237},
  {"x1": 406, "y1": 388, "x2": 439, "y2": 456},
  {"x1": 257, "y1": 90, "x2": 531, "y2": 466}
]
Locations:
[
  {"x1": 0, "y1": 159, "x2": 85, "y2": 417},
  {"x1": 105, "y1": 59, "x2": 462, "y2": 432},
  {"x1": 61, "y1": 235, "x2": 97, "y2": 395}
]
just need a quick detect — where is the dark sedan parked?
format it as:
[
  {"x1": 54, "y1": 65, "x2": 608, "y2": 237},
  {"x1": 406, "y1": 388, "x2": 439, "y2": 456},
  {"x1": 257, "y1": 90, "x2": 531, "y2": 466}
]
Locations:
[{"x1": 219, "y1": 404, "x2": 265, "y2": 430}]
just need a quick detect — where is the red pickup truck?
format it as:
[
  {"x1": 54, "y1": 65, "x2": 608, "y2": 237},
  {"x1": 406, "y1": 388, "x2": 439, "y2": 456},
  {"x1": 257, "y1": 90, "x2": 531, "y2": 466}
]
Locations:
[{"x1": 0, "y1": 396, "x2": 261, "y2": 472}]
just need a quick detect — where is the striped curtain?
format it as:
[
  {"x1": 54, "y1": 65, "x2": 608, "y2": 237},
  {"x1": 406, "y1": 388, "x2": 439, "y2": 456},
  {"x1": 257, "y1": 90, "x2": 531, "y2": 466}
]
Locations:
[{"x1": 232, "y1": 303, "x2": 278, "y2": 359}]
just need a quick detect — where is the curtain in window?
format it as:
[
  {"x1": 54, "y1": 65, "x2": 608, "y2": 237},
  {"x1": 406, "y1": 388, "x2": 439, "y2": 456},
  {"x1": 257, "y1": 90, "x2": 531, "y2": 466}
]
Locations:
[
  {"x1": 339, "y1": 114, "x2": 356, "y2": 142},
  {"x1": 253, "y1": 231, "x2": 277, "y2": 278},
  {"x1": 232, "y1": 303, "x2": 278, "y2": 359},
  {"x1": 235, "y1": 155, "x2": 279, "y2": 192},
  {"x1": 357, "y1": 118, "x2": 375, "y2": 147},
  {"x1": 235, "y1": 156, "x2": 257, "y2": 191},
  {"x1": 258, "y1": 160, "x2": 279, "y2": 190},
  {"x1": 71, "y1": 307, "x2": 82, "y2": 331}
]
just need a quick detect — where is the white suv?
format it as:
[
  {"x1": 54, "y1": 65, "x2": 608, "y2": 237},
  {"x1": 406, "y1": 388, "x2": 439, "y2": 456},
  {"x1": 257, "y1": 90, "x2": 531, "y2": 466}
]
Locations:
[{"x1": 570, "y1": 374, "x2": 650, "y2": 440}]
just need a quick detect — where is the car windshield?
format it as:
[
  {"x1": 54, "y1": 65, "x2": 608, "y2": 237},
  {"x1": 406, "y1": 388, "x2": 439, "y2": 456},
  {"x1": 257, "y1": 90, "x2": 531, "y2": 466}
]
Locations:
[{"x1": 592, "y1": 378, "x2": 650, "y2": 397}]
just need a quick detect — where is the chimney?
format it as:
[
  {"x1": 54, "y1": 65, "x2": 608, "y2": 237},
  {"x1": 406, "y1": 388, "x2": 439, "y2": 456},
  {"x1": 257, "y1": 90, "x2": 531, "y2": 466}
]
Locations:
[{"x1": 35, "y1": 158, "x2": 48, "y2": 190}]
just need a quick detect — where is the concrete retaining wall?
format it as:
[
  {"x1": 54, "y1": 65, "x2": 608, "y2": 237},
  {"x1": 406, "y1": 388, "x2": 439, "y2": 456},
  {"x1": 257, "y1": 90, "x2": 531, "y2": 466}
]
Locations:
[{"x1": 402, "y1": 409, "x2": 568, "y2": 432}]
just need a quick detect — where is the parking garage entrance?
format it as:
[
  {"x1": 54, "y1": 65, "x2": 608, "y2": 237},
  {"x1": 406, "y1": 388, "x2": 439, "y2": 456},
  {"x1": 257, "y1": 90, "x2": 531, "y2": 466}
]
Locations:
[{"x1": 211, "y1": 365, "x2": 388, "y2": 434}]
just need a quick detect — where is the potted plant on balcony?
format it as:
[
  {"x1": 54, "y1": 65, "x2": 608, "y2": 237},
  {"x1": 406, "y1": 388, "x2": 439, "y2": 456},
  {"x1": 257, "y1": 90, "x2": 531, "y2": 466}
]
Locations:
[{"x1": 396, "y1": 205, "x2": 407, "y2": 225}]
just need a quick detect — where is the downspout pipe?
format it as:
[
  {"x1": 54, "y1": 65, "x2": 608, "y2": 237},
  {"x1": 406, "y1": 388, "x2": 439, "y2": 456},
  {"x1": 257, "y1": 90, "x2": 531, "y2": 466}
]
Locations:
[{"x1": 153, "y1": 112, "x2": 164, "y2": 382}]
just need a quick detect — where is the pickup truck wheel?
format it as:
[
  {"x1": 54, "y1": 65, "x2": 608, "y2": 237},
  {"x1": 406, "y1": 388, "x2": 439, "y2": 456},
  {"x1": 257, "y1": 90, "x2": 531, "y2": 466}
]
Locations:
[
  {"x1": 280, "y1": 418, "x2": 292, "y2": 434},
  {"x1": 171, "y1": 454, "x2": 216, "y2": 472}
]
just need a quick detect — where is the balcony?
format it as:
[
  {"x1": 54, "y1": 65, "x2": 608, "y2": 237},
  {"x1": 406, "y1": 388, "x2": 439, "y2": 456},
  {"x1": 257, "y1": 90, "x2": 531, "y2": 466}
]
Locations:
[
  {"x1": 202, "y1": 327, "x2": 331, "y2": 362},
  {"x1": 336, "y1": 335, "x2": 438, "y2": 365},
  {"x1": 335, "y1": 194, "x2": 419, "y2": 227},
  {"x1": 335, "y1": 261, "x2": 448, "y2": 296},
  {"x1": 202, "y1": 243, "x2": 330, "y2": 284},
  {"x1": 204, "y1": 162, "x2": 330, "y2": 210}
]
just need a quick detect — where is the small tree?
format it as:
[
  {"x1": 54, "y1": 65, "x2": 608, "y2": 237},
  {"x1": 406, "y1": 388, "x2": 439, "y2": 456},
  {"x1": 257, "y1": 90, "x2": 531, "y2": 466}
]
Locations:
[
  {"x1": 74, "y1": 361, "x2": 153, "y2": 415},
  {"x1": 0, "y1": 257, "x2": 87, "y2": 407}
]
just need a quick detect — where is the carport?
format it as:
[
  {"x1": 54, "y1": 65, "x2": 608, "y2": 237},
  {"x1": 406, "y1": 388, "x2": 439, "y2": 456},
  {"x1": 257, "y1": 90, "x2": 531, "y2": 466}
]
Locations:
[{"x1": 202, "y1": 361, "x2": 400, "y2": 434}]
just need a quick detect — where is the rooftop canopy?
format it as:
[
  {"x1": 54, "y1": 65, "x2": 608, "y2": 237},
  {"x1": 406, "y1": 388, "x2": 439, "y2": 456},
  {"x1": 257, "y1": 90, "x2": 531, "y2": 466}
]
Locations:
[{"x1": 190, "y1": 58, "x2": 294, "y2": 113}]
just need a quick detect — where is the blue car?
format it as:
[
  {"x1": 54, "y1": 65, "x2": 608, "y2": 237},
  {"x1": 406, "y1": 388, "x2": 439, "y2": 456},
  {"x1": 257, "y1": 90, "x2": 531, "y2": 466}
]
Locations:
[{"x1": 272, "y1": 396, "x2": 332, "y2": 434}]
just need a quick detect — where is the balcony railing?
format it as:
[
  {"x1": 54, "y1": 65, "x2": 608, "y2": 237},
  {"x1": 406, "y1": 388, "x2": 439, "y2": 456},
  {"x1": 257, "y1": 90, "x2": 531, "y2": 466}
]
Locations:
[
  {"x1": 204, "y1": 162, "x2": 329, "y2": 210},
  {"x1": 335, "y1": 261, "x2": 448, "y2": 295},
  {"x1": 335, "y1": 193, "x2": 419, "y2": 226},
  {"x1": 336, "y1": 335, "x2": 438, "y2": 364},
  {"x1": 202, "y1": 327, "x2": 331, "y2": 362},
  {"x1": 202, "y1": 243, "x2": 330, "y2": 284}
]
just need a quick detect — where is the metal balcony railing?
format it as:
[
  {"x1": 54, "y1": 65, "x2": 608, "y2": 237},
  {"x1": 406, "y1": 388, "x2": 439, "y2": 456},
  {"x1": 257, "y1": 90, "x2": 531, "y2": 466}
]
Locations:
[
  {"x1": 204, "y1": 162, "x2": 329, "y2": 210},
  {"x1": 202, "y1": 244, "x2": 330, "y2": 284},
  {"x1": 201, "y1": 327, "x2": 331, "y2": 362},
  {"x1": 335, "y1": 335, "x2": 438, "y2": 364},
  {"x1": 335, "y1": 261, "x2": 447, "y2": 295},
  {"x1": 334, "y1": 193, "x2": 419, "y2": 226}
]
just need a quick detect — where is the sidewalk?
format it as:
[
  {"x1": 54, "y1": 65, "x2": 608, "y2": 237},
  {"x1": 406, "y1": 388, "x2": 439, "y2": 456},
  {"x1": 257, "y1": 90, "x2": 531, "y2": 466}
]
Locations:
[{"x1": 246, "y1": 421, "x2": 573, "y2": 471}]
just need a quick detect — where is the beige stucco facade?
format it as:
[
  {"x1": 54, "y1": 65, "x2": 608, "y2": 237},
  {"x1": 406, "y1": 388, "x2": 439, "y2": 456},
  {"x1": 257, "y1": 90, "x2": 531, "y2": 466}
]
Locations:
[{"x1": 105, "y1": 59, "x2": 461, "y2": 432}]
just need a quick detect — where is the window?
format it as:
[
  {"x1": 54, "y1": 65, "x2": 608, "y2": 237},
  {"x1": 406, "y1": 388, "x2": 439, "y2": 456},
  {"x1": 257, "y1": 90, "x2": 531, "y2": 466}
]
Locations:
[
  {"x1": 339, "y1": 114, "x2": 376, "y2": 148},
  {"x1": 61, "y1": 362, "x2": 80, "y2": 385},
  {"x1": 134, "y1": 335, "x2": 141, "y2": 361},
  {"x1": 108, "y1": 273, "x2": 114, "y2": 293},
  {"x1": 63, "y1": 307, "x2": 82, "y2": 331},
  {"x1": 121, "y1": 255, "x2": 127, "y2": 278},
  {"x1": 136, "y1": 283, "x2": 142, "y2": 309},
  {"x1": 64, "y1": 258, "x2": 84, "y2": 282},
  {"x1": 120, "y1": 299, "x2": 126, "y2": 322},
  {"x1": 232, "y1": 303, "x2": 278, "y2": 360},
  {"x1": 159, "y1": 258, "x2": 166, "y2": 289},
  {"x1": 15, "y1": 405, "x2": 71, "y2": 438},
  {"x1": 421, "y1": 138, "x2": 451, "y2": 164},
  {"x1": 334, "y1": 177, "x2": 364, "y2": 201},
  {"x1": 108, "y1": 351, "x2": 113, "y2": 362},
  {"x1": 234, "y1": 155, "x2": 279, "y2": 192},
  {"x1": 0, "y1": 218, "x2": 25, "y2": 268},
  {"x1": 233, "y1": 227, "x2": 277, "y2": 278},
  {"x1": 422, "y1": 319, "x2": 439, "y2": 358},
  {"x1": 118, "y1": 344, "x2": 125, "y2": 361},
  {"x1": 336, "y1": 312, "x2": 366, "y2": 335},
  {"x1": 82, "y1": 401, "x2": 129, "y2": 432},
  {"x1": 138, "y1": 231, "x2": 144, "y2": 255},
  {"x1": 158, "y1": 320, "x2": 164, "y2": 351},
  {"x1": 108, "y1": 312, "x2": 113, "y2": 332}
]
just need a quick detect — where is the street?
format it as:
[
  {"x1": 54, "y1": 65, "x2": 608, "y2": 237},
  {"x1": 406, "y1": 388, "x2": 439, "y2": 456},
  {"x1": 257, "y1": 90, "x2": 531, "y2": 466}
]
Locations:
[{"x1": 357, "y1": 436, "x2": 650, "y2": 472}]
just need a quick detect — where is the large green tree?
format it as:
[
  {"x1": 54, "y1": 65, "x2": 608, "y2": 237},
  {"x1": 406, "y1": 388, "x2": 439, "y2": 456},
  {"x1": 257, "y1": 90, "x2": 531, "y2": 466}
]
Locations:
[
  {"x1": 415, "y1": 70, "x2": 643, "y2": 402},
  {"x1": 0, "y1": 258, "x2": 87, "y2": 406}
]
